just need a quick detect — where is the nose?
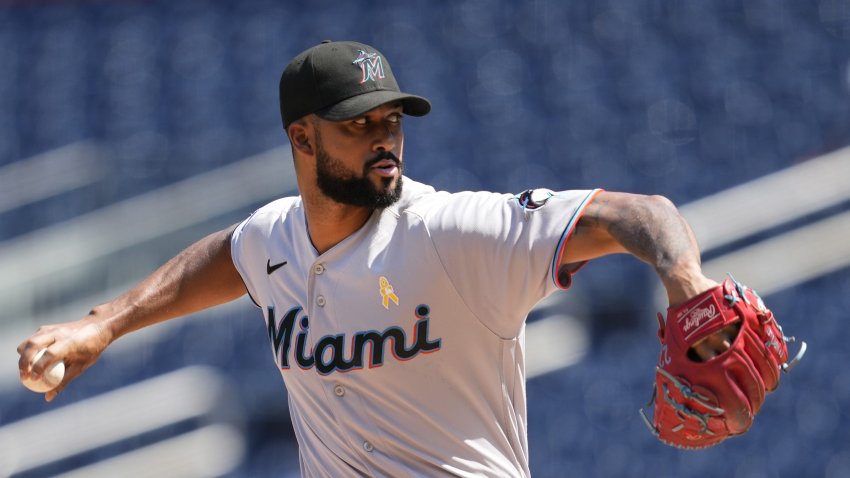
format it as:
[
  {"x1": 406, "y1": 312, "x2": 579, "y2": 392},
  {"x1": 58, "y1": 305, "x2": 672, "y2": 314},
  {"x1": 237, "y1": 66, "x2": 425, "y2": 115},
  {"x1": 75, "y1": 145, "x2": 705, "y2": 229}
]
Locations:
[{"x1": 372, "y1": 123, "x2": 398, "y2": 152}]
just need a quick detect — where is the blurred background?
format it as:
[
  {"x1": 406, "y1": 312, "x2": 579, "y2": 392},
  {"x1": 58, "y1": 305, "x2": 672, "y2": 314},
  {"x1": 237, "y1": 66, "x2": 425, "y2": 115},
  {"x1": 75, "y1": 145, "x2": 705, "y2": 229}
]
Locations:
[{"x1": 1, "y1": 0, "x2": 849, "y2": 476}]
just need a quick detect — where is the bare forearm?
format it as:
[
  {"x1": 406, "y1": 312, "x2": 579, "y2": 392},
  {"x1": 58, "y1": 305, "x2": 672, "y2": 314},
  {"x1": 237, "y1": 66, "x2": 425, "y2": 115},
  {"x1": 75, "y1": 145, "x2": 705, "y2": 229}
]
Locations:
[
  {"x1": 18, "y1": 225, "x2": 246, "y2": 401},
  {"x1": 595, "y1": 194, "x2": 697, "y2": 271},
  {"x1": 569, "y1": 192, "x2": 715, "y2": 305},
  {"x1": 93, "y1": 225, "x2": 246, "y2": 343}
]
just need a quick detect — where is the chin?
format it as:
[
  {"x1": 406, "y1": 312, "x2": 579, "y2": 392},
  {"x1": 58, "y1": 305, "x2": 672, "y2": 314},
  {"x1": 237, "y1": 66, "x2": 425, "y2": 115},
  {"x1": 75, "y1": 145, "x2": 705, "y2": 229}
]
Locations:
[{"x1": 375, "y1": 174, "x2": 398, "y2": 190}]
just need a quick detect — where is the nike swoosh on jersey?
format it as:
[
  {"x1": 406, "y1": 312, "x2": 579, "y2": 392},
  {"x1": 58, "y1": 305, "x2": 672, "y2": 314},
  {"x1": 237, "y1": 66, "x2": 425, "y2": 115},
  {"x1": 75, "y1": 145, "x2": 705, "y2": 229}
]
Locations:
[{"x1": 266, "y1": 259, "x2": 288, "y2": 275}]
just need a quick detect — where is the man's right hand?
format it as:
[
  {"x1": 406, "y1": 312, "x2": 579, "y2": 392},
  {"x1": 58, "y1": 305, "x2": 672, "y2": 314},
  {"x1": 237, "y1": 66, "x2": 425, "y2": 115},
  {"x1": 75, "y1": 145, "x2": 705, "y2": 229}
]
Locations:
[{"x1": 17, "y1": 315, "x2": 112, "y2": 401}]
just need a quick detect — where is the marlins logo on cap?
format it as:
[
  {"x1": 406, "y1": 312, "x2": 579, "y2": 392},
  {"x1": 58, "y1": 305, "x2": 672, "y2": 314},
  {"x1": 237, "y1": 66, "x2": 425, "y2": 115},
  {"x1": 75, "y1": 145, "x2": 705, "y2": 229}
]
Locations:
[{"x1": 352, "y1": 50, "x2": 386, "y2": 84}]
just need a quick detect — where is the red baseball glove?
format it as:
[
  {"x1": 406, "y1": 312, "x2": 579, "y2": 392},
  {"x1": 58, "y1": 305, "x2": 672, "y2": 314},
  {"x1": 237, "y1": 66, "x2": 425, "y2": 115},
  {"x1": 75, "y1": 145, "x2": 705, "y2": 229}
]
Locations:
[{"x1": 640, "y1": 276, "x2": 806, "y2": 449}]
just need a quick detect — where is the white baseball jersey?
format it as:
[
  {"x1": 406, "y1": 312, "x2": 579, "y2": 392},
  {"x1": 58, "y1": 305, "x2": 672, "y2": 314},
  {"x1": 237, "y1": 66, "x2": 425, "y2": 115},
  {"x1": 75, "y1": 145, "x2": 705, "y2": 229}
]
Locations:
[{"x1": 230, "y1": 177, "x2": 600, "y2": 477}]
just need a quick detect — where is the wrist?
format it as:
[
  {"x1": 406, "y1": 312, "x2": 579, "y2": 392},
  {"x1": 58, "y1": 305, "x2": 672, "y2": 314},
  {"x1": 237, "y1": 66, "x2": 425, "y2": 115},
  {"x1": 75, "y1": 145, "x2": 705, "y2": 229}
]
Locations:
[
  {"x1": 85, "y1": 303, "x2": 123, "y2": 345},
  {"x1": 658, "y1": 264, "x2": 718, "y2": 307}
]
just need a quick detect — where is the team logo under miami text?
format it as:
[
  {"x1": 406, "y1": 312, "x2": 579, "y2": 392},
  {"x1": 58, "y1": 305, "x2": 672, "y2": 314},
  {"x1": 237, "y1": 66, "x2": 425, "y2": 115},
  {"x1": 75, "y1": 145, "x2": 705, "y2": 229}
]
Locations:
[
  {"x1": 352, "y1": 49, "x2": 386, "y2": 84},
  {"x1": 266, "y1": 304, "x2": 442, "y2": 375}
]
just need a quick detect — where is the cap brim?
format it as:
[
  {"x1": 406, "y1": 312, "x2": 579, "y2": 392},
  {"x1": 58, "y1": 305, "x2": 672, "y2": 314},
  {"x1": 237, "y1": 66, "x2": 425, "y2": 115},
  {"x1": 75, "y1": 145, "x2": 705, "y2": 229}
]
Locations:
[{"x1": 316, "y1": 90, "x2": 431, "y2": 121}]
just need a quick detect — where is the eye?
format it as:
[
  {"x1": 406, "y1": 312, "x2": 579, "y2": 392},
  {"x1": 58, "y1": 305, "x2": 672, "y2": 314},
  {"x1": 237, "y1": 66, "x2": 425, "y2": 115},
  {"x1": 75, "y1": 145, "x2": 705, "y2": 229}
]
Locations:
[
  {"x1": 387, "y1": 113, "x2": 402, "y2": 124},
  {"x1": 352, "y1": 117, "x2": 368, "y2": 125}
]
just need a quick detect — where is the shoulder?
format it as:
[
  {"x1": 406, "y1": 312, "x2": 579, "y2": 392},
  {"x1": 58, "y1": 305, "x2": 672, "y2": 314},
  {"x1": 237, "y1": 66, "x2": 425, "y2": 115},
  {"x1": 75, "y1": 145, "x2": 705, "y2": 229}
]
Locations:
[
  {"x1": 394, "y1": 177, "x2": 512, "y2": 220},
  {"x1": 237, "y1": 195, "x2": 303, "y2": 236},
  {"x1": 251, "y1": 195, "x2": 301, "y2": 217},
  {"x1": 386, "y1": 177, "x2": 438, "y2": 215}
]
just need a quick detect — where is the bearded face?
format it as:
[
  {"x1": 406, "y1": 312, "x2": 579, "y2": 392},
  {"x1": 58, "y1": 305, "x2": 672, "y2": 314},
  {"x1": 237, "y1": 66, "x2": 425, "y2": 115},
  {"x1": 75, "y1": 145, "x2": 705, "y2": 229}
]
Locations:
[{"x1": 314, "y1": 128, "x2": 403, "y2": 209}]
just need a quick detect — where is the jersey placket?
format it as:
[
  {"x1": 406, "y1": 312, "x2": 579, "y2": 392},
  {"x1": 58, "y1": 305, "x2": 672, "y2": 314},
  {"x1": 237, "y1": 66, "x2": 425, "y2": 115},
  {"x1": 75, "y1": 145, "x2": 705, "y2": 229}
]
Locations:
[{"x1": 306, "y1": 253, "x2": 387, "y2": 475}]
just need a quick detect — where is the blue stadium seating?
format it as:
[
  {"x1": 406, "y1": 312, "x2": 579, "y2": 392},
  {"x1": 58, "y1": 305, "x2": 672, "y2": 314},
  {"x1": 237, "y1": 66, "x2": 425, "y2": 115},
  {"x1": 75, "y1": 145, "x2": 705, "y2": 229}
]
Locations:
[{"x1": 2, "y1": 0, "x2": 849, "y2": 476}]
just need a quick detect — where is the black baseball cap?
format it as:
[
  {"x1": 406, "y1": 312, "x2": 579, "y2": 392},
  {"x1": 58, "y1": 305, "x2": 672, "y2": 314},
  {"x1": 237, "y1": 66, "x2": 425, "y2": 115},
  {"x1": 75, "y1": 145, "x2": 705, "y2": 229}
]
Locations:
[{"x1": 279, "y1": 40, "x2": 431, "y2": 129}]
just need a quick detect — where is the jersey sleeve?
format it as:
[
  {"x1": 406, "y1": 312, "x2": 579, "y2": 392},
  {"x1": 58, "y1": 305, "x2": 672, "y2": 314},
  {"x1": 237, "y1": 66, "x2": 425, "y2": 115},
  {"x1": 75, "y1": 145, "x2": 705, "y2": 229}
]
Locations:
[
  {"x1": 422, "y1": 188, "x2": 601, "y2": 339},
  {"x1": 230, "y1": 205, "x2": 281, "y2": 309}
]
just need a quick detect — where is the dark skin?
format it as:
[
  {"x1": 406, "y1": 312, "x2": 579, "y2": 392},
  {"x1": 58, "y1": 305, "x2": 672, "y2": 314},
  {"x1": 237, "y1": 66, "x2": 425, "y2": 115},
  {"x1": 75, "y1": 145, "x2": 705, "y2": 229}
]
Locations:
[
  {"x1": 566, "y1": 193, "x2": 733, "y2": 360},
  {"x1": 287, "y1": 103, "x2": 406, "y2": 254},
  {"x1": 18, "y1": 101, "x2": 728, "y2": 402},
  {"x1": 564, "y1": 193, "x2": 717, "y2": 306}
]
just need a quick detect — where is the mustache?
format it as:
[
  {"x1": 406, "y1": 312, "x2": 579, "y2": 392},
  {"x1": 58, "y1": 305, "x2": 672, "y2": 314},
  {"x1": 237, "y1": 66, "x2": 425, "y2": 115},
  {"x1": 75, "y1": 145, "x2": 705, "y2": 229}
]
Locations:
[{"x1": 364, "y1": 151, "x2": 401, "y2": 168}]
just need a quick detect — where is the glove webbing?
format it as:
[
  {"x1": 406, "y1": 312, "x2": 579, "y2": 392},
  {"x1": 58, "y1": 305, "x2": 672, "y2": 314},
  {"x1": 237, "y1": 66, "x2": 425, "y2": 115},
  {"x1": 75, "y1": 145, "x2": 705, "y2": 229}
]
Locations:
[{"x1": 640, "y1": 367, "x2": 724, "y2": 438}]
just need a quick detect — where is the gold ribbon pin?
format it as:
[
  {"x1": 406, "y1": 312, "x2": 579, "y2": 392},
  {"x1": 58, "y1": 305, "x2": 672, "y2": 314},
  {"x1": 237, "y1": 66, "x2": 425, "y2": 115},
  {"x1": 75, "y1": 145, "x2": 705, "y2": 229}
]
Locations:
[{"x1": 379, "y1": 276, "x2": 399, "y2": 309}]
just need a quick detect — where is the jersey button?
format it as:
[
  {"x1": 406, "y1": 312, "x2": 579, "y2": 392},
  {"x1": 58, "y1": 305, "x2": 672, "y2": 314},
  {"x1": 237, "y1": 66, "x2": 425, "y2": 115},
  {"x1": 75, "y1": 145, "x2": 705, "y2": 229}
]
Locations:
[
  {"x1": 363, "y1": 441, "x2": 374, "y2": 453},
  {"x1": 316, "y1": 295, "x2": 326, "y2": 307},
  {"x1": 313, "y1": 264, "x2": 325, "y2": 275},
  {"x1": 334, "y1": 384, "x2": 345, "y2": 397}
]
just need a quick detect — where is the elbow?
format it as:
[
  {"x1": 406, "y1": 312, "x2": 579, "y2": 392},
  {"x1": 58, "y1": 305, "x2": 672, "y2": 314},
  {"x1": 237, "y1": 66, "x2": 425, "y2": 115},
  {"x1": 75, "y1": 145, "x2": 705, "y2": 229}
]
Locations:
[
  {"x1": 642, "y1": 194, "x2": 681, "y2": 220},
  {"x1": 647, "y1": 194, "x2": 677, "y2": 210}
]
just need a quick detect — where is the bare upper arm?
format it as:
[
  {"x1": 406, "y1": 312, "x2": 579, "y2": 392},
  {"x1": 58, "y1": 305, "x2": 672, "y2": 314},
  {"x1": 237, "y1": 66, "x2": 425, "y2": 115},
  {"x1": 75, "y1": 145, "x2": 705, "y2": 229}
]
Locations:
[
  {"x1": 157, "y1": 222, "x2": 248, "y2": 315},
  {"x1": 559, "y1": 191, "x2": 639, "y2": 266}
]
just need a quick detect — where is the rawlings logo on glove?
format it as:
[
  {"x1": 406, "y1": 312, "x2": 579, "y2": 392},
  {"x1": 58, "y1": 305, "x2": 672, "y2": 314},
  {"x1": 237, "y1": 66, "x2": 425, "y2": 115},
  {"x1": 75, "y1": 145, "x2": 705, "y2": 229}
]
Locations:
[
  {"x1": 640, "y1": 275, "x2": 806, "y2": 449},
  {"x1": 681, "y1": 299, "x2": 720, "y2": 336}
]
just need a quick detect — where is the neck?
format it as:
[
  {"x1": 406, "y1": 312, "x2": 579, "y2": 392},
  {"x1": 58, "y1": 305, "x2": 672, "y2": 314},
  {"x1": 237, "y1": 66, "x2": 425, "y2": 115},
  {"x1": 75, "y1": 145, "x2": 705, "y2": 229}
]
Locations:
[{"x1": 301, "y1": 190, "x2": 374, "y2": 254}]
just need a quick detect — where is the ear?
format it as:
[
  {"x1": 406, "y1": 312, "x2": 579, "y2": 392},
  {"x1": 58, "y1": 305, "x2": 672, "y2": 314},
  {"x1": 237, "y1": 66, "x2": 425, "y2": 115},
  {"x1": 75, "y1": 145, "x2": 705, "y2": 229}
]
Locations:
[{"x1": 287, "y1": 118, "x2": 315, "y2": 156}]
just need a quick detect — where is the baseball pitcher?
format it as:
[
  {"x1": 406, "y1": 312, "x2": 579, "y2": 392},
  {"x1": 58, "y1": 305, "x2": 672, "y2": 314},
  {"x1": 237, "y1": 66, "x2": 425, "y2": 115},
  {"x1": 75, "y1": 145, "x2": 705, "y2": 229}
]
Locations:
[{"x1": 18, "y1": 41, "x2": 803, "y2": 477}]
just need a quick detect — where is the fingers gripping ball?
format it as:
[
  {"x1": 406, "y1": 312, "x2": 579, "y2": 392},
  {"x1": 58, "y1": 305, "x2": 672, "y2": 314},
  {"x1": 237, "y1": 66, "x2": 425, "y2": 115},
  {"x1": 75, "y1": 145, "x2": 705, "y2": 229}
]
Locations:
[
  {"x1": 22, "y1": 349, "x2": 65, "y2": 393},
  {"x1": 639, "y1": 276, "x2": 806, "y2": 449}
]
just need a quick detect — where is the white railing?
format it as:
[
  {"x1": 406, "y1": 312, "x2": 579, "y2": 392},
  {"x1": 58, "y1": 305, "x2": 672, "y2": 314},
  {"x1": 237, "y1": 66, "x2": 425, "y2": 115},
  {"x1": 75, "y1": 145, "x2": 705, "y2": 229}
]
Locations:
[
  {"x1": 0, "y1": 145, "x2": 296, "y2": 326},
  {"x1": 0, "y1": 366, "x2": 246, "y2": 477},
  {"x1": 679, "y1": 146, "x2": 850, "y2": 296},
  {"x1": 0, "y1": 142, "x2": 105, "y2": 215}
]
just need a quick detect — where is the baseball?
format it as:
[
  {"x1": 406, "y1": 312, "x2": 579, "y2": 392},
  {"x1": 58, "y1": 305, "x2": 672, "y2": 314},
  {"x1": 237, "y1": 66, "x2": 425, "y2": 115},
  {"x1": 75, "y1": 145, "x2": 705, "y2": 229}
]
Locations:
[{"x1": 21, "y1": 349, "x2": 65, "y2": 393}]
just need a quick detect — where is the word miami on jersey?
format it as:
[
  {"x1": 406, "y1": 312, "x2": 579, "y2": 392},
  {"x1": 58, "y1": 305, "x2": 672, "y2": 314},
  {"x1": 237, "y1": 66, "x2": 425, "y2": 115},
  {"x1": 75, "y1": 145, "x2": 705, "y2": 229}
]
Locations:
[{"x1": 266, "y1": 304, "x2": 442, "y2": 375}]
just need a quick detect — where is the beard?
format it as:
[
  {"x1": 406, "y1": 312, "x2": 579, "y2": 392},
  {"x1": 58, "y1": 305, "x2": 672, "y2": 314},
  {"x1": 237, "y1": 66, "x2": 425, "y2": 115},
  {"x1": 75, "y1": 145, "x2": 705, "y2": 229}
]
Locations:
[{"x1": 314, "y1": 136, "x2": 403, "y2": 209}]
